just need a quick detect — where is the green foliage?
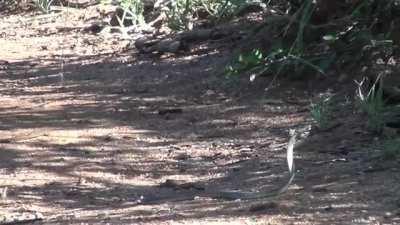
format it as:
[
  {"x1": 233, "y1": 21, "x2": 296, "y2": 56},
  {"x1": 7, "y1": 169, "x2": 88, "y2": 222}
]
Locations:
[
  {"x1": 34, "y1": 0, "x2": 54, "y2": 13},
  {"x1": 323, "y1": 24, "x2": 394, "y2": 74},
  {"x1": 165, "y1": 0, "x2": 262, "y2": 31},
  {"x1": 165, "y1": 0, "x2": 196, "y2": 31},
  {"x1": 225, "y1": 49, "x2": 264, "y2": 77},
  {"x1": 310, "y1": 96, "x2": 333, "y2": 129},
  {"x1": 226, "y1": 48, "x2": 328, "y2": 82},
  {"x1": 116, "y1": 0, "x2": 145, "y2": 26},
  {"x1": 319, "y1": 0, "x2": 398, "y2": 72},
  {"x1": 382, "y1": 138, "x2": 400, "y2": 160},
  {"x1": 289, "y1": 0, "x2": 314, "y2": 53},
  {"x1": 200, "y1": 0, "x2": 255, "y2": 21},
  {"x1": 227, "y1": 0, "x2": 399, "y2": 87},
  {"x1": 226, "y1": 0, "x2": 328, "y2": 81},
  {"x1": 356, "y1": 76, "x2": 387, "y2": 133}
]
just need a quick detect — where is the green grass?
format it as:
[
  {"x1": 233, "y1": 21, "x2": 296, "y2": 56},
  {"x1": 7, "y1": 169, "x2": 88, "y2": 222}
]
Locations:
[
  {"x1": 34, "y1": 0, "x2": 54, "y2": 13},
  {"x1": 225, "y1": 0, "x2": 328, "y2": 82},
  {"x1": 117, "y1": 0, "x2": 145, "y2": 27},
  {"x1": 356, "y1": 75, "x2": 387, "y2": 133},
  {"x1": 165, "y1": 0, "x2": 260, "y2": 31},
  {"x1": 165, "y1": 0, "x2": 195, "y2": 31},
  {"x1": 310, "y1": 96, "x2": 332, "y2": 130}
]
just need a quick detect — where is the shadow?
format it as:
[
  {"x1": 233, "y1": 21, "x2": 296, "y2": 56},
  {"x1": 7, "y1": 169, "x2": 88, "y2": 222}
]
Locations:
[
  {"x1": 0, "y1": 33, "x2": 398, "y2": 225},
  {"x1": 0, "y1": 147, "x2": 23, "y2": 173}
]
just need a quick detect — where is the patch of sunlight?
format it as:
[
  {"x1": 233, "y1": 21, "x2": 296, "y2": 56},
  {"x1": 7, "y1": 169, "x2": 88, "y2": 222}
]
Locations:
[
  {"x1": 0, "y1": 170, "x2": 71, "y2": 187},
  {"x1": 79, "y1": 171, "x2": 157, "y2": 186},
  {"x1": 327, "y1": 191, "x2": 355, "y2": 199},
  {"x1": 42, "y1": 126, "x2": 145, "y2": 145},
  {"x1": 161, "y1": 174, "x2": 207, "y2": 183},
  {"x1": 18, "y1": 194, "x2": 43, "y2": 200},
  {"x1": 41, "y1": 130, "x2": 92, "y2": 145},
  {"x1": 198, "y1": 119, "x2": 237, "y2": 126},
  {"x1": 352, "y1": 217, "x2": 380, "y2": 224},
  {"x1": 330, "y1": 203, "x2": 369, "y2": 209},
  {"x1": 178, "y1": 216, "x2": 284, "y2": 225},
  {"x1": 222, "y1": 105, "x2": 248, "y2": 113},
  {"x1": 139, "y1": 96, "x2": 175, "y2": 102}
]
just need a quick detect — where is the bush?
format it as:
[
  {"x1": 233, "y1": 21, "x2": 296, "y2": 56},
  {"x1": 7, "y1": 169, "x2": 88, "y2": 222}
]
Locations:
[
  {"x1": 165, "y1": 0, "x2": 196, "y2": 31},
  {"x1": 165, "y1": 0, "x2": 263, "y2": 31},
  {"x1": 114, "y1": 0, "x2": 145, "y2": 27},
  {"x1": 310, "y1": 95, "x2": 333, "y2": 130},
  {"x1": 356, "y1": 76, "x2": 387, "y2": 133},
  {"x1": 34, "y1": 0, "x2": 54, "y2": 13}
]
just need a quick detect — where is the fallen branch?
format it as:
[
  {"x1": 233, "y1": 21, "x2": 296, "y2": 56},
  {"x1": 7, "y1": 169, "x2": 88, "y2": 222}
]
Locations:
[{"x1": 135, "y1": 26, "x2": 234, "y2": 54}]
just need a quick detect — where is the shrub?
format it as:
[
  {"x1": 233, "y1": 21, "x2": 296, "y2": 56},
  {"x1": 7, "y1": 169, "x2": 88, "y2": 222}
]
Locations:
[
  {"x1": 34, "y1": 0, "x2": 54, "y2": 13},
  {"x1": 115, "y1": 0, "x2": 145, "y2": 27},
  {"x1": 165, "y1": 0, "x2": 262, "y2": 31},
  {"x1": 356, "y1": 75, "x2": 387, "y2": 133},
  {"x1": 165, "y1": 0, "x2": 196, "y2": 31},
  {"x1": 310, "y1": 95, "x2": 333, "y2": 130}
]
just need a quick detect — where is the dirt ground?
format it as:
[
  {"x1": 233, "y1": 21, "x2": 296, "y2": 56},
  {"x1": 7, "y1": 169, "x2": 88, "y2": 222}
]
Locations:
[{"x1": 0, "y1": 4, "x2": 399, "y2": 225}]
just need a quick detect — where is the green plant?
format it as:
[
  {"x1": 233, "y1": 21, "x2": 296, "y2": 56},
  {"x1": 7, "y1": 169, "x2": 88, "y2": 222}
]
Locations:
[
  {"x1": 165, "y1": 0, "x2": 195, "y2": 31},
  {"x1": 381, "y1": 138, "x2": 400, "y2": 160},
  {"x1": 200, "y1": 0, "x2": 253, "y2": 22},
  {"x1": 225, "y1": 49, "x2": 264, "y2": 78},
  {"x1": 165, "y1": 0, "x2": 260, "y2": 31},
  {"x1": 356, "y1": 75, "x2": 387, "y2": 133},
  {"x1": 225, "y1": 0, "x2": 328, "y2": 82},
  {"x1": 34, "y1": 0, "x2": 54, "y2": 13},
  {"x1": 310, "y1": 95, "x2": 333, "y2": 129},
  {"x1": 225, "y1": 0, "x2": 400, "y2": 87},
  {"x1": 200, "y1": 0, "x2": 231, "y2": 20},
  {"x1": 117, "y1": 0, "x2": 145, "y2": 27},
  {"x1": 226, "y1": 47, "x2": 327, "y2": 83}
]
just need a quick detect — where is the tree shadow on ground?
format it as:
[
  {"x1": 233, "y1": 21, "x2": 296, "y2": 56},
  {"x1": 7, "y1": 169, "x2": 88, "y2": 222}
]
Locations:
[{"x1": 0, "y1": 49, "x2": 398, "y2": 224}]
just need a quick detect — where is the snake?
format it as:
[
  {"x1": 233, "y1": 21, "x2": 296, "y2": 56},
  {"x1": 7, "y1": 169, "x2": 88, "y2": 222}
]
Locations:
[
  {"x1": 140, "y1": 129, "x2": 297, "y2": 203},
  {"x1": 213, "y1": 129, "x2": 297, "y2": 200}
]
